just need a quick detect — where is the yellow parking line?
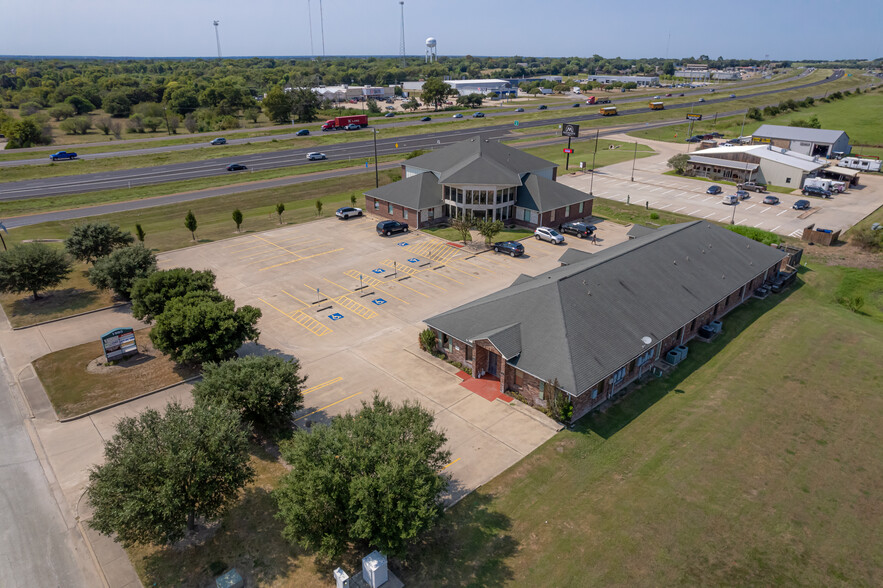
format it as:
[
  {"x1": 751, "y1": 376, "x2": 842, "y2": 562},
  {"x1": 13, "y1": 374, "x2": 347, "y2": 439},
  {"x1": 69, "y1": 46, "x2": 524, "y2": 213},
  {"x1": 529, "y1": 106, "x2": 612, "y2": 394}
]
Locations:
[
  {"x1": 221, "y1": 238, "x2": 262, "y2": 250},
  {"x1": 380, "y1": 260, "x2": 445, "y2": 291},
  {"x1": 295, "y1": 391, "x2": 363, "y2": 421},
  {"x1": 281, "y1": 289, "x2": 312, "y2": 308},
  {"x1": 343, "y1": 270, "x2": 410, "y2": 305},
  {"x1": 245, "y1": 252, "x2": 292, "y2": 266},
  {"x1": 291, "y1": 311, "x2": 332, "y2": 336},
  {"x1": 231, "y1": 243, "x2": 272, "y2": 255},
  {"x1": 442, "y1": 457, "x2": 462, "y2": 470},
  {"x1": 323, "y1": 277, "x2": 355, "y2": 294},
  {"x1": 303, "y1": 376, "x2": 343, "y2": 395},
  {"x1": 259, "y1": 248, "x2": 344, "y2": 271},
  {"x1": 453, "y1": 257, "x2": 498, "y2": 274},
  {"x1": 254, "y1": 235, "x2": 304, "y2": 258},
  {"x1": 335, "y1": 295, "x2": 378, "y2": 319},
  {"x1": 257, "y1": 297, "x2": 296, "y2": 318}
]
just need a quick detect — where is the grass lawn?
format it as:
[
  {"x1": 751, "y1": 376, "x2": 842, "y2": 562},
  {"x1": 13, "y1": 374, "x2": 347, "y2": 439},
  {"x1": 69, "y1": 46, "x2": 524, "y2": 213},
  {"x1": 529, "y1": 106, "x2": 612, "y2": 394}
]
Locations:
[
  {"x1": 629, "y1": 87, "x2": 883, "y2": 146},
  {"x1": 421, "y1": 226, "x2": 470, "y2": 242},
  {"x1": 33, "y1": 327, "x2": 198, "y2": 419},
  {"x1": 0, "y1": 261, "x2": 117, "y2": 328},
  {"x1": 591, "y1": 196, "x2": 699, "y2": 228},
  {"x1": 521, "y1": 139, "x2": 655, "y2": 169},
  {"x1": 398, "y1": 263, "x2": 883, "y2": 586}
]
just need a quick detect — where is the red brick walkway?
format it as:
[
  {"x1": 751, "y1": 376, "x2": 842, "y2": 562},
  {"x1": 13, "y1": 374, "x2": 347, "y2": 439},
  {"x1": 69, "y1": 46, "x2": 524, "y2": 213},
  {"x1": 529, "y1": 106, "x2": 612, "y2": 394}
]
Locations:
[{"x1": 455, "y1": 371, "x2": 513, "y2": 403}]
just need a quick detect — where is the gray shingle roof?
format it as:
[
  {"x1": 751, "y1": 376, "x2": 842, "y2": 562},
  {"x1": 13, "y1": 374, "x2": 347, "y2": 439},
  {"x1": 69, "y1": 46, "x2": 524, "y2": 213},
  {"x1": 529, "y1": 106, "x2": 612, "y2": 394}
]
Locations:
[
  {"x1": 517, "y1": 173, "x2": 593, "y2": 213},
  {"x1": 438, "y1": 156, "x2": 523, "y2": 185},
  {"x1": 472, "y1": 323, "x2": 522, "y2": 360},
  {"x1": 405, "y1": 136, "x2": 554, "y2": 177},
  {"x1": 557, "y1": 249, "x2": 593, "y2": 265},
  {"x1": 752, "y1": 124, "x2": 847, "y2": 145},
  {"x1": 626, "y1": 224, "x2": 657, "y2": 239},
  {"x1": 426, "y1": 221, "x2": 786, "y2": 395},
  {"x1": 364, "y1": 172, "x2": 440, "y2": 210}
]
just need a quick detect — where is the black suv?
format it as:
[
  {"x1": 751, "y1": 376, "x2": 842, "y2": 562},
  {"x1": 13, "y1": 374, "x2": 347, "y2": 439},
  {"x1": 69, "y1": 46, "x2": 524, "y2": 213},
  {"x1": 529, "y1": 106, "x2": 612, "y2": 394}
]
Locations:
[
  {"x1": 802, "y1": 185, "x2": 832, "y2": 198},
  {"x1": 376, "y1": 220, "x2": 409, "y2": 236},
  {"x1": 559, "y1": 221, "x2": 596, "y2": 238}
]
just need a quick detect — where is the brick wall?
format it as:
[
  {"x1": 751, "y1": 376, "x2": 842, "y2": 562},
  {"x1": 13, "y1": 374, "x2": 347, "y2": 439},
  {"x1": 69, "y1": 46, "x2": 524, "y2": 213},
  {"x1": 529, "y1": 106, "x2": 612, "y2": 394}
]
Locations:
[{"x1": 365, "y1": 196, "x2": 419, "y2": 227}]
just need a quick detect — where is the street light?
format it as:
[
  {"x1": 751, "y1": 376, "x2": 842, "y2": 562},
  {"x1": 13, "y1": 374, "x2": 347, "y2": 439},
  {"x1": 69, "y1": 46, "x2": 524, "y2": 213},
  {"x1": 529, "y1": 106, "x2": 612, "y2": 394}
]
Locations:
[
  {"x1": 630, "y1": 141, "x2": 638, "y2": 182},
  {"x1": 372, "y1": 128, "x2": 380, "y2": 188},
  {"x1": 730, "y1": 198, "x2": 738, "y2": 225},
  {"x1": 589, "y1": 128, "x2": 599, "y2": 196}
]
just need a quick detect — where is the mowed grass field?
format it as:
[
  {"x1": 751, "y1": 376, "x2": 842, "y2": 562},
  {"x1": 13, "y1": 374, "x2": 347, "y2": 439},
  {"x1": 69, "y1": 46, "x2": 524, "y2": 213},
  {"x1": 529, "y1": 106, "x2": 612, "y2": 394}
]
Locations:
[
  {"x1": 628, "y1": 88, "x2": 883, "y2": 146},
  {"x1": 399, "y1": 263, "x2": 883, "y2": 586}
]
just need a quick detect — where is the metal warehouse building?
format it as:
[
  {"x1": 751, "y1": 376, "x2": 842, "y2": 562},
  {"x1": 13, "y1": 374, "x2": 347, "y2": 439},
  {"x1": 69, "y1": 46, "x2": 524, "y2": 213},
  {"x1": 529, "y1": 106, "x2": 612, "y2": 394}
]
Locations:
[
  {"x1": 687, "y1": 145, "x2": 827, "y2": 189},
  {"x1": 750, "y1": 124, "x2": 851, "y2": 158}
]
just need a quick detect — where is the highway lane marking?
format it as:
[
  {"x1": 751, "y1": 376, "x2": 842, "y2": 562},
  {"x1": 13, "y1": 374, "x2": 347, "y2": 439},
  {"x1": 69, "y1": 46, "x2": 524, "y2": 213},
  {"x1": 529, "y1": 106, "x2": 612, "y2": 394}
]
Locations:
[
  {"x1": 295, "y1": 391, "x2": 364, "y2": 422},
  {"x1": 303, "y1": 377, "x2": 343, "y2": 395}
]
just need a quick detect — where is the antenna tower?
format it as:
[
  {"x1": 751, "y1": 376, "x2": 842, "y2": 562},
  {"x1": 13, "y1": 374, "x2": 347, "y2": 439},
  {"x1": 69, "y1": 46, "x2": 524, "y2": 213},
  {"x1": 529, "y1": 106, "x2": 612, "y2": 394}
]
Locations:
[
  {"x1": 307, "y1": 0, "x2": 314, "y2": 56},
  {"x1": 319, "y1": 0, "x2": 326, "y2": 58},
  {"x1": 399, "y1": 1, "x2": 406, "y2": 67},
  {"x1": 213, "y1": 20, "x2": 222, "y2": 59}
]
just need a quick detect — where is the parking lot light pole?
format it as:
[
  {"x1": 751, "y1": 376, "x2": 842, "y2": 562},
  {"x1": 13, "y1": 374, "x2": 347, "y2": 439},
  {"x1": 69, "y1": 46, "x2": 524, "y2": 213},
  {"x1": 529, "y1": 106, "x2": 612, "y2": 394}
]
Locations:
[
  {"x1": 630, "y1": 141, "x2": 638, "y2": 182},
  {"x1": 730, "y1": 199, "x2": 738, "y2": 225},
  {"x1": 589, "y1": 129, "x2": 599, "y2": 196},
  {"x1": 373, "y1": 128, "x2": 379, "y2": 188}
]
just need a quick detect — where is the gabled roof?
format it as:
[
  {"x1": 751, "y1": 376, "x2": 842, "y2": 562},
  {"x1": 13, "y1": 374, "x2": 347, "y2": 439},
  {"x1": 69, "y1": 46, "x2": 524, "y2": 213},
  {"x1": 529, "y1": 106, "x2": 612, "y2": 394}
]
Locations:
[
  {"x1": 439, "y1": 156, "x2": 523, "y2": 185},
  {"x1": 364, "y1": 172, "x2": 440, "y2": 210},
  {"x1": 557, "y1": 249, "x2": 593, "y2": 265},
  {"x1": 626, "y1": 224, "x2": 658, "y2": 239},
  {"x1": 405, "y1": 136, "x2": 554, "y2": 178},
  {"x1": 472, "y1": 323, "x2": 522, "y2": 360},
  {"x1": 517, "y1": 173, "x2": 592, "y2": 212},
  {"x1": 693, "y1": 145, "x2": 825, "y2": 172},
  {"x1": 426, "y1": 221, "x2": 786, "y2": 395},
  {"x1": 752, "y1": 124, "x2": 848, "y2": 144}
]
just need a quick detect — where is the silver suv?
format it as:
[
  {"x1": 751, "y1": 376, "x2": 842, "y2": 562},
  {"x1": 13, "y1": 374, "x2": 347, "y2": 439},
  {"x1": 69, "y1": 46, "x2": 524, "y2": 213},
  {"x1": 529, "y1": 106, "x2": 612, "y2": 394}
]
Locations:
[
  {"x1": 534, "y1": 226, "x2": 565, "y2": 244},
  {"x1": 306, "y1": 152, "x2": 327, "y2": 160}
]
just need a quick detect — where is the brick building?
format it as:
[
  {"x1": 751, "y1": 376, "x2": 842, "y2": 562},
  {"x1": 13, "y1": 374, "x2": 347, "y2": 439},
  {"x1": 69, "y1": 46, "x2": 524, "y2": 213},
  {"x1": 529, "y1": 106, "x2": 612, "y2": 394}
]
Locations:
[
  {"x1": 425, "y1": 221, "x2": 788, "y2": 421},
  {"x1": 365, "y1": 136, "x2": 594, "y2": 229}
]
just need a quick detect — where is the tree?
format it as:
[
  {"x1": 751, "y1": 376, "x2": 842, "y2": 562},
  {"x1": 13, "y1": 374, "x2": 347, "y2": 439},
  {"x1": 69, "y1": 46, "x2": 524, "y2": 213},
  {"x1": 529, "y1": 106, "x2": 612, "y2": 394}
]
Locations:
[
  {"x1": 274, "y1": 395, "x2": 450, "y2": 558},
  {"x1": 350, "y1": 193, "x2": 357, "y2": 207},
  {"x1": 193, "y1": 355, "x2": 306, "y2": 437},
  {"x1": 3, "y1": 118, "x2": 46, "y2": 148},
  {"x1": 64, "y1": 95, "x2": 95, "y2": 114},
  {"x1": 290, "y1": 86, "x2": 322, "y2": 122},
  {"x1": 456, "y1": 93, "x2": 483, "y2": 108},
  {"x1": 59, "y1": 116, "x2": 91, "y2": 135},
  {"x1": 450, "y1": 214, "x2": 474, "y2": 244},
  {"x1": 65, "y1": 222, "x2": 134, "y2": 264},
  {"x1": 130, "y1": 267, "x2": 217, "y2": 322},
  {"x1": 663, "y1": 61, "x2": 675, "y2": 76},
  {"x1": 243, "y1": 107, "x2": 260, "y2": 123},
  {"x1": 165, "y1": 113, "x2": 180, "y2": 134},
  {"x1": 403, "y1": 97, "x2": 420, "y2": 111},
  {"x1": 86, "y1": 402, "x2": 253, "y2": 547},
  {"x1": 183, "y1": 113, "x2": 198, "y2": 133},
  {"x1": 315, "y1": 199, "x2": 323, "y2": 216},
  {"x1": 366, "y1": 97, "x2": 381, "y2": 114},
  {"x1": 262, "y1": 87, "x2": 294, "y2": 124},
  {"x1": 48, "y1": 103, "x2": 76, "y2": 120},
  {"x1": 0, "y1": 243, "x2": 72, "y2": 300},
  {"x1": 87, "y1": 245, "x2": 157, "y2": 299},
  {"x1": 275, "y1": 202, "x2": 285, "y2": 224},
  {"x1": 747, "y1": 107, "x2": 764, "y2": 121},
  {"x1": 184, "y1": 210, "x2": 198, "y2": 240},
  {"x1": 420, "y1": 77, "x2": 457, "y2": 110},
  {"x1": 666, "y1": 153, "x2": 690, "y2": 174},
  {"x1": 103, "y1": 90, "x2": 132, "y2": 117},
  {"x1": 135, "y1": 224, "x2": 145, "y2": 242},
  {"x1": 150, "y1": 290, "x2": 261, "y2": 365},
  {"x1": 475, "y1": 218, "x2": 504, "y2": 246},
  {"x1": 94, "y1": 116, "x2": 113, "y2": 135},
  {"x1": 232, "y1": 208, "x2": 243, "y2": 232},
  {"x1": 142, "y1": 116, "x2": 163, "y2": 132}
]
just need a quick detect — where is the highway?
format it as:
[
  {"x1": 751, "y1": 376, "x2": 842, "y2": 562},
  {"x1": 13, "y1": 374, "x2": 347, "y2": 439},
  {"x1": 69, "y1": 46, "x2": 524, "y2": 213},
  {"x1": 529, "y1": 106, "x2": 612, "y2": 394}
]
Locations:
[{"x1": 0, "y1": 70, "x2": 843, "y2": 202}]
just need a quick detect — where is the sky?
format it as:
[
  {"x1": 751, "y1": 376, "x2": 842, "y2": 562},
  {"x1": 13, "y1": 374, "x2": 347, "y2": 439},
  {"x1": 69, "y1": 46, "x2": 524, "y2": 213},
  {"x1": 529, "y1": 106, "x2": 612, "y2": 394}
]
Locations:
[{"x1": 3, "y1": 0, "x2": 880, "y2": 60}]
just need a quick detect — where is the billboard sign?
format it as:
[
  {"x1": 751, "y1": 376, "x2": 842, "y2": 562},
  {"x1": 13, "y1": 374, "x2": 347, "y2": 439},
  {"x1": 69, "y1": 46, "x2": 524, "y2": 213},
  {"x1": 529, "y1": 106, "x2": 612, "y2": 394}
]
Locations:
[
  {"x1": 686, "y1": 113, "x2": 702, "y2": 121},
  {"x1": 563, "y1": 148, "x2": 574, "y2": 154},
  {"x1": 561, "y1": 123, "x2": 580, "y2": 137},
  {"x1": 101, "y1": 328, "x2": 138, "y2": 362},
  {"x1": 362, "y1": 87, "x2": 385, "y2": 96}
]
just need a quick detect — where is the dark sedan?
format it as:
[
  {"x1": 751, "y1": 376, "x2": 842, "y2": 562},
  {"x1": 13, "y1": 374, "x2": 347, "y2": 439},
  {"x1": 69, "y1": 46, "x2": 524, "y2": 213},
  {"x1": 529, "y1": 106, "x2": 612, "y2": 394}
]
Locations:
[
  {"x1": 492, "y1": 241, "x2": 525, "y2": 257},
  {"x1": 763, "y1": 195, "x2": 780, "y2": 205},
  {"x1": 537, "y1": 105, "x2": 547, "y2": 110},
  {"x1": 793, "y1": 199, "x2": 811, "y2": 210},
  {"x1": 559, "y1": 221, "x2": 596, "y2": 238},
  {"x1": 420, "y1": 116, "x2": 432, "y2": 121},
  {"x1": 296, "y1": 129, "x2": 310, "y2": 136},
  {"x1": 706, "y1": 185, "x2": 722, "y2": 195},
  {"x1": 226, "y1": 163, "x2": 247, "y2": 171}
]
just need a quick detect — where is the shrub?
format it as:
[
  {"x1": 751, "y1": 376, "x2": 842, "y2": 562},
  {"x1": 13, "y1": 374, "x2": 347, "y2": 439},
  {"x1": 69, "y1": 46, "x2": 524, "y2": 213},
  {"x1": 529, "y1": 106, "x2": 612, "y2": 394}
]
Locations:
[
  {"x1": 666, "y1": 153, "x2": 689, "y2": 174},
  {"x1": 87, "y1": 245, "x2": 157, "y2": 299},
  {"x1": 649, "y1": 212, "x2": 660, "y2": 220},
  {"x1": 419, "y1": 328, "x2": 437, "y2": 352},
  {"x1": 850, "y1": 226, "x2": 882, "y2": 251},
  {"x1": 726, "y1": 225, "x2": 779, "y2": 246}
]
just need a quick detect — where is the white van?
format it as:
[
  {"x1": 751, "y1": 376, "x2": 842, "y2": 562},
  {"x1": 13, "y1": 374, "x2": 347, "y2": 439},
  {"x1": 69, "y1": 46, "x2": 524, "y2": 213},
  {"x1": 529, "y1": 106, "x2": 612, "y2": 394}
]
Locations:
[{"x1": 722, "y1": 194, "x2": 739, "y2": 205}]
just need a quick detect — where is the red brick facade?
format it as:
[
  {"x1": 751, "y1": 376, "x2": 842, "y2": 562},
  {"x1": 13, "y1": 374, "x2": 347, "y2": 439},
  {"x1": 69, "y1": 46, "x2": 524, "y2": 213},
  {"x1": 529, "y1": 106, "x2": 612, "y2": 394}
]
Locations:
[
  {"x1": 428, "y1": 260, "x2": 783, "y2": 423},
  {"x1": 365, "y1": 195, "x2": 423, "y2": 228},
  {"x1": 511, "y1": 200, "x2": 595, "y2": 229}
]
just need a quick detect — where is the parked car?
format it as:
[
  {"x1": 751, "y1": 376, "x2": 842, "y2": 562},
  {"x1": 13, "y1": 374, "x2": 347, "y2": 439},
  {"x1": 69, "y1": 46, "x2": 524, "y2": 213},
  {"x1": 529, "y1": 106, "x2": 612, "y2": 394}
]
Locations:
[
  {"x1": 376, "y1": 220, "x2": 409, "y2": 236},
  {"x1": 472, "y1": 112, "x2": 485, "y2": 118},
  {"x1": 699, "y1": 98, "x2": 706, "y2": 102},
  {"x1": 210, "y1": 137, "x2": 227, "y2": 145},
  {"x1": 306, "y1": 152, "x2": 327, "y2": 160},
  {"x1": 296, "y1": 129, "x2": 310, "y2": 136},
  {"x1": 793, "y1": 199, "x2": 811, "y2": 210},
  {"x1": 492, "y1": 241, "x2": 525, "y2": 257},
  {"x1": 730, "y1": 94, "x2": 736, "y2": 98},
  {"x1": 665, "y1": 93, "x2": 673, "y2": 97},
  {"x1": 534, "y1": 226, "x2": 565, "y2": 244},
  {"x1": 802, "y1": 185, "x2": 832, "y2": 198},
  {"x1": 736, "y1": 190, "x2": 749, "y2": 200},
  {"x1": 559, "y1": 221, "x2": 596, "y2": 238},
  {"x1": 49, "y1": 151, "x2": 77, "y2": 160},
  {"x1": 344, "y1": 123, "x2": 361, "y2": 131},
  {"x1": 420, "y1": 116, "x2": 432, "y2": 121},
  {"x1": 737, "y1": 181, "x2": 767, "y2": 192},
  {"x1": 722, "y1": 194, "x2": 739, "y2": 205},
  {"x1": 686, "y1": 136, "x2": 702, "y2": 143},
  {"x1": 763, "y1": 195, "x2": 780, "y2": 205},
  {"x1": 711, "y1": 132, "x2": 724, "y2": 138},
  {"x1": 514, "y1": 107, "x2": 524, "y2": 112},
  {"x1": 385, "y1": 105, "x2": 395, "y2": 110},
  {"x1": 706, "y1": 185, "x2": 723, "y2": 195},
  {"x1": 452, "y1": 113, "x2": 463, "y2": 118},
  {"x1": 335, "y1": 206, "x2": 363, "y2": 219},
  {"x1": 678, "y1": 93, "x2": 685, "y2": 96},
  {"x1": 226, "y1": 163, "x2": 247, "y2": 171},
  {"x1": 537, "y1": 105, "x2": 548, "y2": 110}
]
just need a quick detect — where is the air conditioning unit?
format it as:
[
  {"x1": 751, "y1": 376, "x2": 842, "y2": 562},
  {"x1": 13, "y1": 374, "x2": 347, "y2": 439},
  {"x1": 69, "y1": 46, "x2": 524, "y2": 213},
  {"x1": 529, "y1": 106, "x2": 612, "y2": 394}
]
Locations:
[
  {"x1": 333, "y1": 568, "x2": 350, "y2": 588},
  {"x1": 675, "y1": 344, "x2": 689, "y2": 361},
  {"x1": 665, "y1": 349, "x2": 683, "y2": 365},
  {"x1": 362, "y1": 551, "x2": 388, "y2": 588},
  {"x1": 709, "y1": 320, "x2": 723, "y2": 333}
]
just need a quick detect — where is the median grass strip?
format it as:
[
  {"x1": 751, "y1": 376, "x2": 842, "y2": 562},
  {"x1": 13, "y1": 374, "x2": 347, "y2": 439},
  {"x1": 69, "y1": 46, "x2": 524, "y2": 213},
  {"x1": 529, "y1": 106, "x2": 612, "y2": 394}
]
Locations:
[
  {"x1": 399, "y1": 263, "x2": 883, "y2": 586},
  {"x1": 33, "y1": 327, "x2": 198, "y2": 419}
]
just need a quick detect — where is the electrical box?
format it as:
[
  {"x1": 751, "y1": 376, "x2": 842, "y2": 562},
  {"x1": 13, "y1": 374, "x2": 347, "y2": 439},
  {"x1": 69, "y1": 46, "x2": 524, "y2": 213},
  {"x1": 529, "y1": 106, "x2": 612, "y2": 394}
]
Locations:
[
  {"x1": 362, "y1": 551, "x2": 388, "y2": 588},
  {"x1": 333, "y1": 567, "x2": 350, "y2": 588}
]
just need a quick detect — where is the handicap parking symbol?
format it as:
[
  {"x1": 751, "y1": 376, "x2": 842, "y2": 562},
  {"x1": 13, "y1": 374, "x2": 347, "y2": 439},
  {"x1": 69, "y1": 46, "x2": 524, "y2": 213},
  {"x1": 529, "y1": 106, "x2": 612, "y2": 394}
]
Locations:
[
  {"x1": 372, "y1": 268, "x2": 385, "y2": 274},
  {"x1": 372, "y1": 298, "x2": 387, "y2": 306},
  {"x1": 408, "y1": 258, "x2": 420, "y2": 263},
  {"x1": 397, "y1": 242, "x2": 409, "y2": 247},
  {"x1": 328, "y1": 313, "x2": 344, "y2": 321}
]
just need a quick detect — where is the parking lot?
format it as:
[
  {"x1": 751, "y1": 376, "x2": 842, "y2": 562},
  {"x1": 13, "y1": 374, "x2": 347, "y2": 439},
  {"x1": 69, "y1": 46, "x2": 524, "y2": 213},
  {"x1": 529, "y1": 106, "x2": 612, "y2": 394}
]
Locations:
[{"x1": 159, "y1": 215, "x2": 629, "y2": 501}]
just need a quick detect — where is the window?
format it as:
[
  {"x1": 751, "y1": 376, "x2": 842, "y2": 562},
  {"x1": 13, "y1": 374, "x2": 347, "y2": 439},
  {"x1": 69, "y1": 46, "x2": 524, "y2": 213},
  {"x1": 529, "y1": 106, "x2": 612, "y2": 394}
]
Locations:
[
  {"x1": 785, "y1": 177, "x2": 791, "y2": 184},
  {"x1": 636, "y1": 348, "x2": 655, "y2": 367},
  {"x1": 514, "y1": 370, "x2": 523, "y2": 388},
  {"x1": 565, "y1": 205, "x2": 570, "y2": 218},
  {"x1": 428, "y1": 208, "x2": 435, "y2": 220},
  {"x1": 590, "y1": 389, "x2": 598, "y2": 400},
  {"x1": 374, "y1": 199, "x2": 380, "y2": 210},
  {"x1": 610, "y1": 366, "x2": 627, "y2": 385},
  {"x1": 466, "y1": 345, "x2": 472, "y2": 361},
  {"x1": 388, "y1": 203, "x2": 394, "y2": 215},
  {"x1": 465, "y1": 190, "x2": 472, "y2": 205},
  {"x1": 538, "y1": 380, "x2": 545, "y2": 400},
  {"x1": 579, "y1": 201, "x2": 584, "y2": 214},
  {"x1": 444, "y1": 185, "x2": 450, "y2": 199},
  {"x1": 457, "y1": 189, "x2": 464, "y2": 204},
  {"x1": 523, "y1": 208, "x2": 531, "y2": 222},
  {"x1": 403, "y1": 209, "x2": 408, "y2": 219}
]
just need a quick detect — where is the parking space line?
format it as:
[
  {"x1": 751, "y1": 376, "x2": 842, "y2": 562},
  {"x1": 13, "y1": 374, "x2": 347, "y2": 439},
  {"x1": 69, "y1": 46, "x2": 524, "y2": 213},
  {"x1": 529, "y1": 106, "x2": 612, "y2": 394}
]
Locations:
[
  {"x1": 335, "y1": 295, "x2": 378, "y2": 319},
  {"x1": 407, "y1": 239, "x2": 460, "y2": 263},
  {"x1": 771, "y1": 225, "x2": 781, "y2": 232},
  {"x1": 673, "y1": 206, "x2": 686, "y2": 212},
  {"x1": 254, "y1": 235, "x2": 304, "y2": 257},
  {"x1": 777, "y1": 209, "x2": 788, "y2": 216},
  {"x1": 442, "y1": 457, "x2": 462, "y2": 470},
  {"x1": 453, "y1": 257, "x2": 498, "y2": 274},
  {"x1": 380, "y1": 260, "x2": 446, "y2": 290},
  {"x1": 703, "y1": 212, "x2": 716, "y2": 219},
  {"x1": 689, "y1": 209, "x2": 703, "y2": 215},
  {"x1": 257, "y1": 297, "x2": 298, "y2": 319},
  {"x1": 281, "y1": 289, "x2": 312, "y2": 308},
  {"x1": 291, "y1": 311, "x2": 332, "y2": 336},
  {"x1": 259, "y1": 248, "x2": 344, "y2": 271},
  {"x1": 343, "y1": 270, "x2": 410, "y2": 304},
  {"x1": 295, "y1": 391, "x2": 364, "y2": 421},
  {"x1": 303, "y1": 376, "x2": 343, "y2": 395}
]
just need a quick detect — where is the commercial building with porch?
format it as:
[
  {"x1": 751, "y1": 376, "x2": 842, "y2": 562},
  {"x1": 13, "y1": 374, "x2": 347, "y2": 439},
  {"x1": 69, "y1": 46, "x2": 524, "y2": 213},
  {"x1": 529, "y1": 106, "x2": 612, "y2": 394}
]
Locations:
[
  {"x1": 687, "y1": 144, "x2": 827, "y2": 188},
  {"x1": 365, "y1": 137, "x2": 593, "y2": 229},
  {"x1": 424, "y1": 221, "x2": 788, "y2": 421}
]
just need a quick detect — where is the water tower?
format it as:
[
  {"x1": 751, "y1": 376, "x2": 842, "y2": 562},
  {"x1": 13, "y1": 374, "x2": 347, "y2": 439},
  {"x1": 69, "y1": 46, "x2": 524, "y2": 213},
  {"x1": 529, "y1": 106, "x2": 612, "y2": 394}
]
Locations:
[{"x1": 425, "y1": 37, "x2": 437, "y2": 63}]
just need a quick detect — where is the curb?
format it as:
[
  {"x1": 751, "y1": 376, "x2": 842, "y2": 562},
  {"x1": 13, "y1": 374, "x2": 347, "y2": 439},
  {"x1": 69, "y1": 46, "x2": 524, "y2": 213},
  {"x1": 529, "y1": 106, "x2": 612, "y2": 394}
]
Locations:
[
  {"x1": 57, "y1": 374, "x2": 201, "y2": 423},
  {"x1": 11, "y1": 302, "x2": 131, "y2": 331}
]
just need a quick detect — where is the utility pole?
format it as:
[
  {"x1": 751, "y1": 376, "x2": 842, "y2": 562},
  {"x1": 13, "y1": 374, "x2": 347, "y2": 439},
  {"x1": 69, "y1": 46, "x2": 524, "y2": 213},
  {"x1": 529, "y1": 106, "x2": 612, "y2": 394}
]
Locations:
[
  {"x1": 589, "y1": 128, "x2": 599, "y2": 196},
  {"x1": 373, "y1": 129, "x2": 380, "y2": 188},
  {"x1": 319, "y1": 0, "x2": 326, "y2": 59},
  {"x1": 213, "y1": 21, "x2": 221, "y2": 59},
  {"x1": 630, "y1": 141, "x2": 638, "y2": 181},
  {"x1": 307, "y1": 0, "x2": 314, "y2": 57},
  {"x1": 399, "y1": 1, "x2": 406, "y2": 68}
]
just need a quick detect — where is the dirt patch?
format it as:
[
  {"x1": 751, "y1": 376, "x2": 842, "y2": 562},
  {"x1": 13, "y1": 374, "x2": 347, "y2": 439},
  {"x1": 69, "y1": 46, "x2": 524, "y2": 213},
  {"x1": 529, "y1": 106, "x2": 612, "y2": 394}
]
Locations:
[{"x1": 802, "y1": 241, "x2": 883, "y2": 270}]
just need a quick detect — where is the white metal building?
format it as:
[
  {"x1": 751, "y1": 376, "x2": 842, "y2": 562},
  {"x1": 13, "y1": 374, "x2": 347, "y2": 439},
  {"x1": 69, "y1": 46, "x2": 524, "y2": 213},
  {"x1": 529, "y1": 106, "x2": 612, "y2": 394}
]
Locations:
[
  {"x1": 751, "y1": 125, "x2": 851, "y2": 158},
  {"x1": 687, "y1": 145, "x2": 827, "y2": 188}
]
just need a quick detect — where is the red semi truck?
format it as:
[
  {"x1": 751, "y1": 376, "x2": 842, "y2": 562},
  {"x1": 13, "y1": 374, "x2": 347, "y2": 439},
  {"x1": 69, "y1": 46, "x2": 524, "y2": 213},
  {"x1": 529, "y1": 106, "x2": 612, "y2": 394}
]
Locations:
[
  {"x1": 584, "y1": 96, "x2": 596, "y2": 105},
  {"x1": 321, "y1": 115, "x2": 368, "y2": 131}
]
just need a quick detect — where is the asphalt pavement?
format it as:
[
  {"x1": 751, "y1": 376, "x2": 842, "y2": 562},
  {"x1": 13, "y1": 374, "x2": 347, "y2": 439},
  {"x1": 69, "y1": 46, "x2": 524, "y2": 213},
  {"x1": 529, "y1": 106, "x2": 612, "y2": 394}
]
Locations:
[{"x1": 0, "y1": 71, "x2": 844, "y2": 202}]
